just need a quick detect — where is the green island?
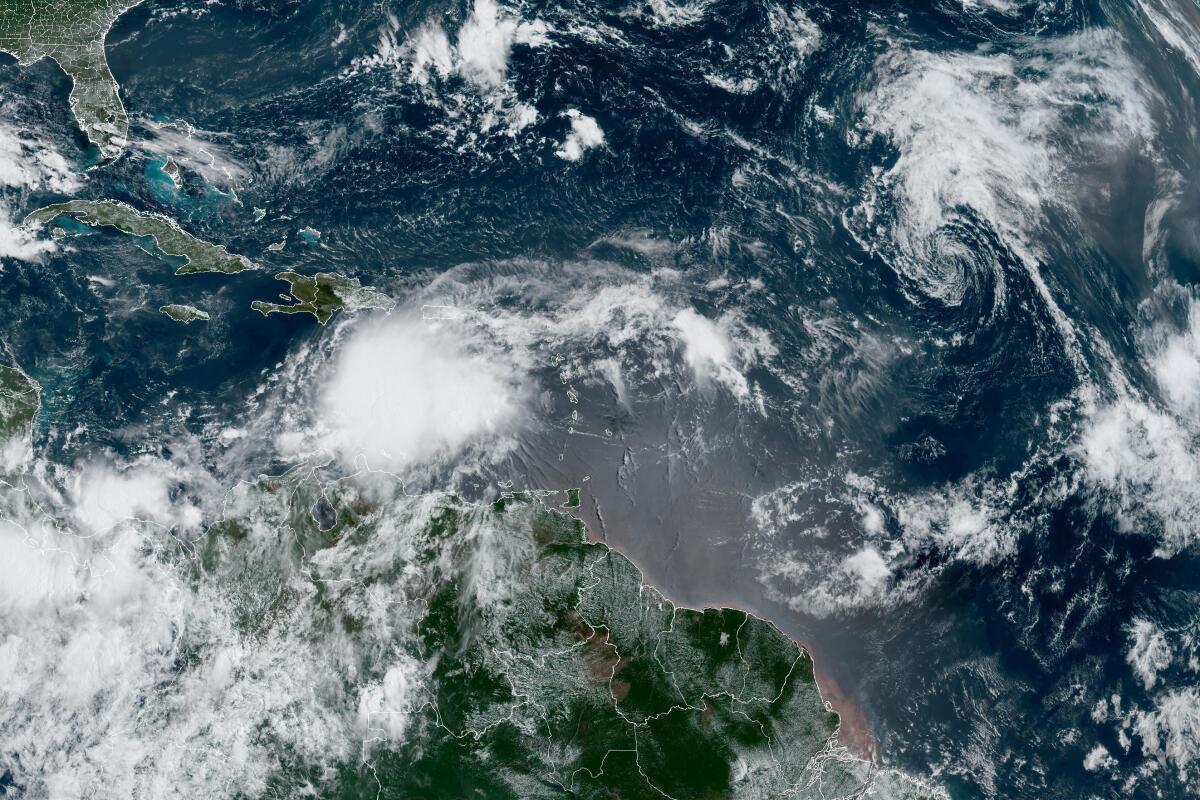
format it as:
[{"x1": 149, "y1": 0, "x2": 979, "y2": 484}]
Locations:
[
  {"x1": 190, "y1": 472, "x2": 944, "y2": 800},
  {"x1": 251, "y1": 271, "x2": 393, "y2": 324},
  {"x1": 0, "y1": 0, "x2": 144, "y2": 161},
  {"x1": 24, "y1": 199, "x2": 256, "y2": 275},
  {"x1": 564, "y1": 486, "x2": 581, "y2": 508},
  {"x1": 159, "y1": 304, "x2": 209, "y2": 323}
]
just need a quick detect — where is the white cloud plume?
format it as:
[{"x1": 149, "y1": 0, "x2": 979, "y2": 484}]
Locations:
[
  {"x1": 1134, "y1": 687, "x2": 1200, "y2": 785},
  {"x1": 0, "y1": 121, "x2": 80, "y2": 193},
  {"x1": 1127, "y1": 619, "x2": 1172, "y2": 691},
  {"x1": 555, "y1": 109, "x2": 605, "y2": 161},
  {"x1": 318, "y1": 315, "x2": 526, "y2": 470},
  {"x1": 367, "y1": 0, "x2": 548, "y2": 91},
  {"x1": 0, "y1": 118, "x2": 81, "y2": 263},
  {"x1": 0, "y1": 210, "x2": 56, "y2": 262},
  {"x1": 1076, "y1": 290, "x2": 1200, "y2": 558}
]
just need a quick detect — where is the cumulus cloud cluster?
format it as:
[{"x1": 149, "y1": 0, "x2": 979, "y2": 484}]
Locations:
[
  {"x1": 278, "y1": 265, "x2": 776, "y2": 476},
  {"x1": 0, "y1": 212, "x2": 55, "y2": 262},
  {"x1": 0, "y1": 471, "x2": 387, "y2": 796},
  {"x1": 0, "y1": 400, "x2": 526, "y2": 798},
  {"x1": 555, "y1": 109, "x2": 605, "y2": 161},
  {"x1": 318, "y1": 315, "x2": 525, "y2": 470},
  {"x1": 1078, "y1": 295, "x2": 1200, "y2": 557},
  {"x1": 68, "y1": 459, "x2": 204, "y2": 536},
  {"x1": 1134, "y1": 688, "x2": 1200, "y2": 786},
  {"x1": 0, "y1": 119, "x2": 80, "y2": 262},
  {"x1": 407, "y1": 0, "x2": 549, "y2": 89},
  {"x1": 753, "y1": 466, "x2": 1018, "y2": 616},
  {"x1": 0, "y1": 122, "x2": 80, "y2": 194},
  {"x1": 1127, "y1": 619, "x2": 1172, "y2": 691},
  {"x1": 0, "y1": 440, "x2": 250, "y2": 795},
  {"x1": 350, "y1": 0, "x2": 550, "y2": 140},
  {"x1": 425, "y1": 263, "x2": 776, "y2": 409}
]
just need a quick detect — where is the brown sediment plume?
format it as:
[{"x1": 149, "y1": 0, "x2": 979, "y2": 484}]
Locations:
[
  {"x1": 559, "y1": 493, "x2": 880, "y2": 759},
  {"x1": 813, "y1": 656, "x2": 878, "y2": 761}
]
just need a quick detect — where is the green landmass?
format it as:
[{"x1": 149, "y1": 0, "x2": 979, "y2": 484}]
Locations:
[
  {"x1": 159, "y1": 303, "x2": 209, "y2": 323},
  {"x1": 192, "y1": 473, "x2": 944, "y2": 800},
  {"x1": 0, "y1": 0, "x2": 144, "y2": 161},
  {"x1": 0, "y1": 372, "x2": 944, "y2": 798},
  {"x1": 0, "y1": 364, "x2": 38, "y2": 438},
  {"x1": 251, "y1": 271, "x2": 392, "y2": 324},
  {"x1": 24, "y1": 199, "x2": 256, "y2": 275},
  {"x1": 0, "y1": 363, "x2": 38, "y2": 480}
]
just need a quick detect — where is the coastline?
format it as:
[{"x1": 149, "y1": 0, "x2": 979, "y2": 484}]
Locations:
[{"x1": 580, "y1": 504, "x2": 880, "y2": 763}]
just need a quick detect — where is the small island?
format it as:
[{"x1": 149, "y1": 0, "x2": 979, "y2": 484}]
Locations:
[
  {"x1": 160, "y1": 157, "x2": 183, "y2": 189},
  {"x1": 0, "y1": 0, "x2": 145, "y2": 161},
  {"x1": 24, "y1": 200, "x2": 256, "y2": 275},
  {"x1": 159, "y1": 304, "x2": 209, "y2": 323},
  {"x1": 251, "y1": 271, "x2": 392, "y2": 324}
]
